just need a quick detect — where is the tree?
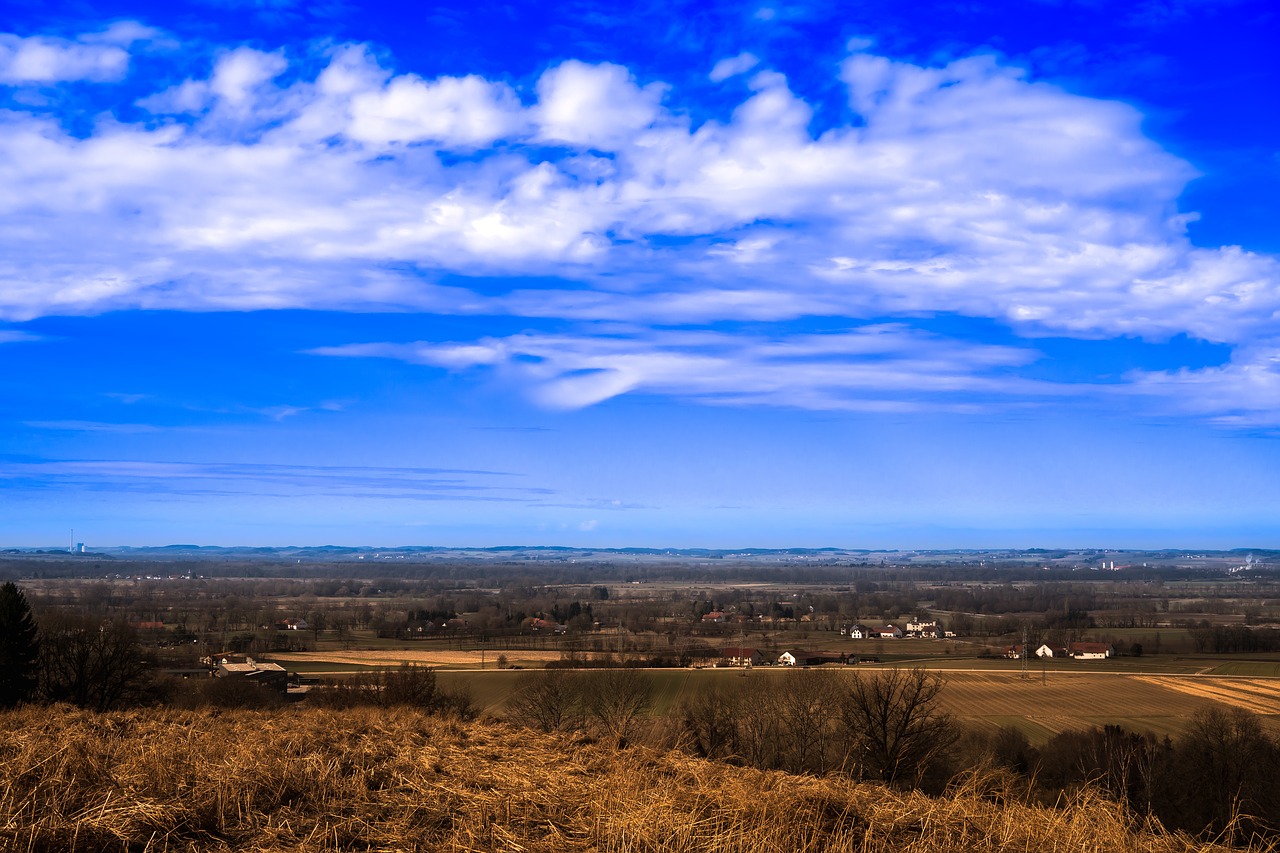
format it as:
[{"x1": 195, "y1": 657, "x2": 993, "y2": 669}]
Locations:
[
  {"x1": 679, "y1": 683, "x2": 740, "y2": 761},
  {"x1": 775, "y1": 669, "x2": 842, "y2": 774},
  {"x1": 0, "y1": 582, "x2": 39, "y2": 707},
  {"x1": 505, "y1": 669, "x2": 584, "y2": 732},
  {"x1": 39, "y1": 613, "x2": 155, "y2": 711},
  {"x1": 839, "y1": 667, "x2": 958, "y2": 787},
  {"x1": 583, "y1": 668, "x2": 652, "y2": 746},
  {"x1": 1170, "y1": 706, "x2": 1280, "y2": 841}
]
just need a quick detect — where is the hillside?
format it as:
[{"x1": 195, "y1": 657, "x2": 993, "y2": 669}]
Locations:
[{"x1": 0, "y1": 705, "x2": 1264, "y2": 853}]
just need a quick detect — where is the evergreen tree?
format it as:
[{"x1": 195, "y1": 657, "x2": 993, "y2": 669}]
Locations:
[{"x1": 0, "y1": 581, "x2": 40, "y2": 707}]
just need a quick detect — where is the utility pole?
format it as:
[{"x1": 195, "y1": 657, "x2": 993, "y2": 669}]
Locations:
[{"x1": 1021, "y1": 626, "x2": 1029, "y2": 679}]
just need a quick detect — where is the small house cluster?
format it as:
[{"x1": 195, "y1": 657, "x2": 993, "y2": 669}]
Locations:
[
  {"x1": 841, "y1": 620, "x2": 952, "y2": 639},
  {"x1": 714, "y1": 647, "x2": 886, "y2": 667},
  {"x1": 1005, "y1": 642, "x2": 1114, "y2": 660}
]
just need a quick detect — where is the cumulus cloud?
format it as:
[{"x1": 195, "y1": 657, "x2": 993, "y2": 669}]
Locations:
[
  {"x1": 534, "y1": 60, "x2": 666, "y2": 148},
  {"x1": 0, "y1": 32, "x2": 1277, "y2": 422},
  {"x1": 0, "y1": 31, "x2": 132, "y2": 83}
]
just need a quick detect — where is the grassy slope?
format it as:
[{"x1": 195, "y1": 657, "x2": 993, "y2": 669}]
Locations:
[{"x1": 0, "y1": 705, "x2": 1268, "y2": 853}]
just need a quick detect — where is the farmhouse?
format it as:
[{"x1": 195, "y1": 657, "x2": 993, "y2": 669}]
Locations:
[
  {"x1": 701, "y1": 611, "x2": 726, "y2": 623},
  {"x1": 872, "y1": 625, "x2": 904, "y2": 639},
  {"x1": 718, "y1": 647, "x2": 764, "y2": 667},
  {"x1": 216, "y1": 658, "x2": 288, "y2": 694},
  {"x1": 905, "y1": 619, "x2": 941, "y2": 638},
  {"x1": 844, "y1": 623, "x2": 870, "y2": 639},
  {"x1": 777, "y1": 649, "x2": 843, "y2": 666},
  {"x1": 1068, "y1": 642, "x2": 1113, "y2": 659}
]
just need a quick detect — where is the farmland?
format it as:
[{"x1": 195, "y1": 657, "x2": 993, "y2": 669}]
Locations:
[{"x1": 415, "y1": 666, "x2": 1280, "y2": 742}]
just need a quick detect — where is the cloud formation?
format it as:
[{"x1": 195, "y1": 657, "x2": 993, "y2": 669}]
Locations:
[
  {"x1": 0, "y1": 458, "x2": 551, "y2": 502},
  {"x1": 311, "y1": 325, "x2": 1060, "y2": 411},
  {"x1": 1, "y1": 27, "x2": 1277, "y2": 421}
]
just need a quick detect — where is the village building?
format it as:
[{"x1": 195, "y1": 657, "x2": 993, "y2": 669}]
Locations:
[
  {"x1": 215, "y1": 657, "x2": 289, "y2": 694},
  {"x1": 718, "y1": 647, "x2": 764, "y2": 667}
]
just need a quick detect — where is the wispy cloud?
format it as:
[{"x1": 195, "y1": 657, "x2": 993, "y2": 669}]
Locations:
[
  {"x1": 311, "y1": 325, "x2": 1066, "y2": 411},
  {"x1": 0, "y1": 458, "x2": 555, "y2": 502},
  {"x1": 0, "y1": 330, "x2": 41, "y2": 344},
  {"x1": 23, "y1": 420, "x2": 159, "y2": 433}
]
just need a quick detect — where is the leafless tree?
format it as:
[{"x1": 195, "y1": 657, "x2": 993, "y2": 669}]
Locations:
[
  {"x1": 737, "y1": 676, "x2": 783, "y2": 769},
  {"x1": 776, "y1": 669, "x2": 843, "y2": 774},
  {"x1": 839, "y1": 667, "x2": 957, "y2": 786},
  {"x1": 38, "y1": 613, "x2": 155, "y2": 711},
  {"x1": 583, "y1": 668, "x2": 652, "y2": 746},
  {"x1": 679, "y1": 682, "x2": 740, "y2": 760},
  {"x1": 505, "y1": 669, "x2": 585, "y2": 732}
]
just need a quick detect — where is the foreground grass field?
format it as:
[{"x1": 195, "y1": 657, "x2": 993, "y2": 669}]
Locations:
[{"x1": 0, "y1": 705, "x2": 1272, "y2": 853}]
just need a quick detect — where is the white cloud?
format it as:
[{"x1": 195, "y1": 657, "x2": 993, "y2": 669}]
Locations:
[
  {"x1": 0, "y1": 35, "x2": 1277, "y2": 423},
  {"x1": 311, "y1": 326, "x2": 1062, "y2": 411},
  {"x1": 0, "y1": 32, "x2": 130, "y2": 84},
  {"x1": 534, "y1": 60, "x2": 666, "y2": 148},
  {"x1": 1127, "y1": 342, "x2": 1280, "y2": 427},
  {"x1": 709, "y1": 52, "x2": 759, "y2": 82},
  {"x1": 348, "y1": 73, "x2": 526, "y2": 147}
]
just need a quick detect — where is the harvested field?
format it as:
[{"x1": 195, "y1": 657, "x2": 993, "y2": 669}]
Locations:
[
  {"x1": 0, "y1": 704, "x2": 1268, "y2": 853},
  {"x1": 1137, "y1": 676, "x2": 1280, "y2": 717},
  {"x1": 270, "y1": 648, "x2": 564, "y2": 668},
  {"x1": 934, "y1": 672, "x2": 1219, "y2": 738}
]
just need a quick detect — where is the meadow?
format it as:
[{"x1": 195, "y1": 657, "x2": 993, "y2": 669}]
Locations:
[{"x1": 1, "y1": 703, "x2": 1272, "y2": 853}]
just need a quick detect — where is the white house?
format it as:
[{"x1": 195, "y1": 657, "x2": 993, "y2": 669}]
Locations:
[
  {"x1": 1068, "y1": 642, "x2": 1113, "y2": 660},
  {"x1": 906, "y1": 620, "x2": 942, "y2": 638}
]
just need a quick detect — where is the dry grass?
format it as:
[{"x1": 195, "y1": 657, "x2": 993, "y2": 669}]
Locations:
[{"x1": 0, "y1": 705, "x2": 1273, "y2": 853}]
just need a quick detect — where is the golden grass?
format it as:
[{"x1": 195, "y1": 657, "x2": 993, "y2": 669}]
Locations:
[{"x1": 0, "y1": 705, "x2": 1272, "y2": 853}]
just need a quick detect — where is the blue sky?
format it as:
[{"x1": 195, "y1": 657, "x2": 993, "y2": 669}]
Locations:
[{"x1": 2, "y1": 0, "x2": 1278, "y2": 548}]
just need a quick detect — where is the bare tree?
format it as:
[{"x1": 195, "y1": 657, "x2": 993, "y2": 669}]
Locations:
[
  {"x1": 679, "y1": 682, "x2": 740, "y2": 760},
  {"x1": 839, "y1": 667, "x2": 957, "y2": 786},
  {"x1": 737, "y1": 676, "x2": 783, "y2": 770},
  {"x1": 38, "y1": 613, "x2": 155, "y2": 711},
  {"x1": 1173, "y1": 706, "x2": 1280, "y2": 841},
  {"x1": 776, "y1": 669, "x2": 842, "y2": 774},
  {"x1": 505, "y1": 669, "x2": 585, "y2": 732},
  {"x1": 583, "y1": 668, "x2": 652, "y2": 746}
]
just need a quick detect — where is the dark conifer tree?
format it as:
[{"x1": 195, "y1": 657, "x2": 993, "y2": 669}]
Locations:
[{"x1": 0, "y1": 581, "x2": 40, "y2": 707}]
